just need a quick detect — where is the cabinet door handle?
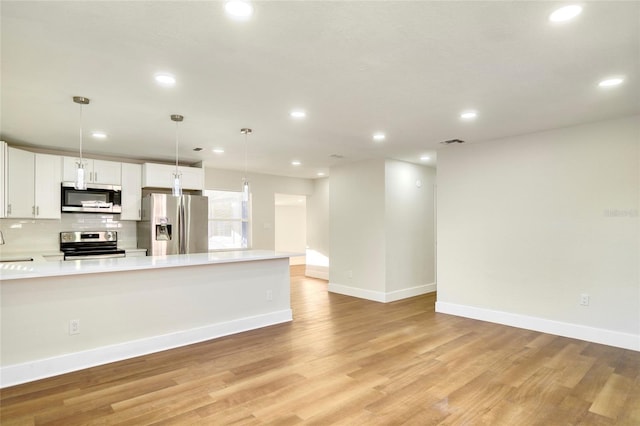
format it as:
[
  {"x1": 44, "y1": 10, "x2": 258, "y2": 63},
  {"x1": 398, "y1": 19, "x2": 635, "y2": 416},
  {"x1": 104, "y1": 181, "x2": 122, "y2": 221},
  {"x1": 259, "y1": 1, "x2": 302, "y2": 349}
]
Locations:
[
  {"x1": 32, "y1": 206, "x2": 35, "y2": 215},
  {"x1": 36, "y1": 206, "x2": 40, "y2": 216},
  {"x1": 7, "y1": 204, "x2": 11, "y2": 215},
  {"x1": 94, "y1": 172, "x2": 98, "y2": 182}
]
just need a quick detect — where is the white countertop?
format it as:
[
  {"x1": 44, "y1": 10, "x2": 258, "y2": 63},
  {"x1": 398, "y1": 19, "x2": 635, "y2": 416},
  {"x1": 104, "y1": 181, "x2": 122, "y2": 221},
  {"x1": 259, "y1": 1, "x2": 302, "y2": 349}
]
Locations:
[{"x1": 0, "y1": 250, "x2": 299, "y2": 281}]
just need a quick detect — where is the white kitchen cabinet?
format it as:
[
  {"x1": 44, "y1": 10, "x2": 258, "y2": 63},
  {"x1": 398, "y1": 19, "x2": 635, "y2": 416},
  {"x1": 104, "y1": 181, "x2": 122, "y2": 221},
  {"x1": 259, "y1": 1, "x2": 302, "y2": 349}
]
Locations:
[
  {"x1": 34, "y1": 153, "x2": 62, "y2": 218},
  {"x1": 120, "y1": 163, "x2": 142, "y2": 220},
  {"x1": 62, "y1": 157, "x2": 121, "y2": 185},
  {"x1": 142, "y1": 163, "x2": 204, "y2": 190},
  {"x1": 6, "y1": 148, "x2": 61, "y2": 219},
  {"x1": 0, "y1": 141, "x2": 6, "y2": 218},
  {"x1": 6, "y1": 147, "x2": 33, "y2": 218}
]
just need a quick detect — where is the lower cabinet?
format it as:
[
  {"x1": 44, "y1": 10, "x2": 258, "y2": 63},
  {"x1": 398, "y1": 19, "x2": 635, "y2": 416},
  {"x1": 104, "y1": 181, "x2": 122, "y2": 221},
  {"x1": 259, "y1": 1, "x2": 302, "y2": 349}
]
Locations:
[{"x1": 125, "y1": 249, "x2": 147, "y2": 257}]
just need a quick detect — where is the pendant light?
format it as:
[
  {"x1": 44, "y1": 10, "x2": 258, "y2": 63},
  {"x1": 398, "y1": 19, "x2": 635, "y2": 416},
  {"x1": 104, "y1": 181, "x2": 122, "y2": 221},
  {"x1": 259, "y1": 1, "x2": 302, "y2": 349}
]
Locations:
[
  {"x1": 240, "y1": 128, "x2": 252, "y2": 202},
  {"x1": 72, "y1": 96, "x2": 90, "y2": 190},
  {"x1": 171, "y1": 114, "x2": 184, "y2": 196}
]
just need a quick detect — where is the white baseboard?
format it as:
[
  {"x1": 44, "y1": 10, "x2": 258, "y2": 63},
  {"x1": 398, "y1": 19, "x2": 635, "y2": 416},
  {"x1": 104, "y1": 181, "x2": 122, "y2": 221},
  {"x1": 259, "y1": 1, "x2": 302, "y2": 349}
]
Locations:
[
  {"x1": 0, "y1": 309, "x2": 293, "y2": 388},
  {"x1": 386, "y1": 283, "x2": 437, "y2": 302},
  {"x1": 305, "y1": 264, "x2": 329, "y2": 280},
  {"x1": 328, "y1": 282, "x2": 436, "y2": 303},
  {"x1": 436, "y1": 301, "x2": 639, "y2": 352}
]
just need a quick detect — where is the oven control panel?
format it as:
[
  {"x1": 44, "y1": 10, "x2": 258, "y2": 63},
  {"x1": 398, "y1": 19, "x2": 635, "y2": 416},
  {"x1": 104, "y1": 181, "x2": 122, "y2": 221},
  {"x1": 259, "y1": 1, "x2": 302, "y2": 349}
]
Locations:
[{"x1": 60, "y1": 231, "x2": 117, "y2": 243}]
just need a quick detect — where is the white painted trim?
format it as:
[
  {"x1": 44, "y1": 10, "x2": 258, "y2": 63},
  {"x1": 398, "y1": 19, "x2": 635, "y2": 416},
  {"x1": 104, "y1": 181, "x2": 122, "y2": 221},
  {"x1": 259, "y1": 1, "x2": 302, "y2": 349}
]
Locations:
[
  {"x1": 436, "y1": 301, "x2": 640, "y2": 352},
  {"x1": 328, "y1": 282, "x2": 436, "y2": 303},
  {"x1": 0, "y1": 309, "x2": 293, "y2": 388},
  {"x1": 329, "y1": 282, "x2": 386, "y2": 302},
  {"x1": 305, "y1": 264, "x2": 329, "y2": 280},
  {"x1": 386, "y1": 283, "x2": 436, "y2": 302}
]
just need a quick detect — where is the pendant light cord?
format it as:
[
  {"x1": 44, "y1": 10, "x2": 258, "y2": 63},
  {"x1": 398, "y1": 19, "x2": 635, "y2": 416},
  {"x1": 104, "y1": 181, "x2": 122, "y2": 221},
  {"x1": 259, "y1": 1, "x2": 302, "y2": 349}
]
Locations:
[
  {"x1": 175, "y1": 120, "x2": 179, "y2": 175},
  {"x1": 244, "y1": 131, "x2": 248, "y2": 181},
  {"x1": 78, "y1": 103, "x2": 83, "y2": 164}
]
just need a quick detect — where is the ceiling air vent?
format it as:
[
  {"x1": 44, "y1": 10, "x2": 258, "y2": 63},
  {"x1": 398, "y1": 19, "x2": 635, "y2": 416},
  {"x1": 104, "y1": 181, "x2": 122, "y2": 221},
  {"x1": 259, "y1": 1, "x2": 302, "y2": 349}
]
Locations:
[
  {"x1": 329, "y1": 154, "x2": 345, "y2": 159},
  {"x1": 440, "y1": 139, "x2": 466, "y2": 145}
]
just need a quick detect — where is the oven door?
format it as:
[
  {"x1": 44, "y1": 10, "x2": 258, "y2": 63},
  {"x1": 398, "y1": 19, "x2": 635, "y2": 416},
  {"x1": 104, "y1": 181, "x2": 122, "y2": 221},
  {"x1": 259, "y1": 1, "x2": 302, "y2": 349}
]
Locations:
[{"x1": 61, "y1": 183, "x2": 122, "y2": 213}]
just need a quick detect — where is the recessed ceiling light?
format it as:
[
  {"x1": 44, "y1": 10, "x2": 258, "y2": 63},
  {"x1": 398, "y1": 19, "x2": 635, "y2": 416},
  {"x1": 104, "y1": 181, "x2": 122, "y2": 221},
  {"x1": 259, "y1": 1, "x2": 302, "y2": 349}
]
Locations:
[
  {"x1": 373, "y1": 132, "x2": 385, "y2": 141},
  {"x1": 225, "y1": 1, "x2": 253, "y2": 19},
  {"x1": 291, "y1": 160, "x2": 301, "y2": 166},
  {"x1": 549, "y1": 5, "x2": 583, "y2": 22},
  {"x1": 317, "y1": 172, "x2": 326, "y2": 177},
  {"x1": 598, "y1": 77, "x2": 624, "y2": 88},
  {"x1": 420, "y1": 155, "x2": 430, "y2": 161},
  {"x1": 154, "y1": 73, "x2": 176, "y2": 87},
  {"x1": 213, "y1": 148, "x2": 225, "y2": 154},
  {"x1": 91, "y1": 131, "x2": 107, "y2": 139},
  {"x1": 290, "y1": 110, "x2": 306, "y2": 119},
  {"x1": 460, "y1": 111, "x2": 477, "y2": 120}
]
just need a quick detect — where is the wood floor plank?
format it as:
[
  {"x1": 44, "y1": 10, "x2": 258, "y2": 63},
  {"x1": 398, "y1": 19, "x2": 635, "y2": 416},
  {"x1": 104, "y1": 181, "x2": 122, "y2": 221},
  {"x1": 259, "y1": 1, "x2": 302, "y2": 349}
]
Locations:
[
  {"x1": 589, "y1": 373, "x2": 633, "y2": 420},
  {"x1": 1, "y1": 269, "x2": 638, "y2": 425}
]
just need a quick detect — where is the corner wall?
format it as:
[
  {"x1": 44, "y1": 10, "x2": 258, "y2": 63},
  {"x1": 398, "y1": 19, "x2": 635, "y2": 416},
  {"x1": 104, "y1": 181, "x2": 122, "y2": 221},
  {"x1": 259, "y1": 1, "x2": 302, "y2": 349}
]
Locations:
[
  {"x1": 385, "y1": 160, "x2": 436, "y2": 296},
  {"x1": 306, "y1": 178, "x2": 330, "y2": 279},
  {"x1": 436, "y1": 115, "x2": 640, "y2": 350},
  {"x1": 329, "y1": 160, "x2": 386, "y2": 295},
  {"x1": 329, "y1": 159, "x2": 436, "y2": 302}
]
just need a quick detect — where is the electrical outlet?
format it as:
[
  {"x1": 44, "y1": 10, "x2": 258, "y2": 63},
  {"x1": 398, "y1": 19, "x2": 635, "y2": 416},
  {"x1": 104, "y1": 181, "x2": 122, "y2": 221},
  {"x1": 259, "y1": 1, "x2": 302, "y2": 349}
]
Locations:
[
  {"x1": 580, "y1": 294, "x2": 590, "y2": 306},
  {"x1": 266, "y1": 290, "x2": 273, "y2": 301},
  {"x1": 69, "y1": 319, "x2": 80, "y2": 335}
]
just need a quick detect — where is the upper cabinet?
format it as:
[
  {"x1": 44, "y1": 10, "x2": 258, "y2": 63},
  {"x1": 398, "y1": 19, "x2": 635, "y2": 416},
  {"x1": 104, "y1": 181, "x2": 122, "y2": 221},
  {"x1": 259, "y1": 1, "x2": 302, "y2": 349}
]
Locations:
[
  {"x1": 6, "y1": 147, "x2": 61, "y2": 219},
  {"x1": 120, "y1": 163, "x2": 142, "y2": 220},
  {"x1": 142, "y1": 163, "x2": 204, "y2": 190},
  {"x1": 62, "y1": 157, "x2": 121, "y2": 185},
  {"x1": 0, "y1": 142, "x2": 6, "y2": 218}
]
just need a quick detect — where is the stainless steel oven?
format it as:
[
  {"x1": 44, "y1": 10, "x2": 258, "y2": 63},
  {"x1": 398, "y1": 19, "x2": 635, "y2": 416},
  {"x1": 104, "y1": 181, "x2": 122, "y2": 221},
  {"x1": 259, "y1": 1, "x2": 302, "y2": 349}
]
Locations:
[
  {"x1": 60, "y1": 231, "x2": 126, "y2": 260},
  {"x1": 61, "y1": 182, "x2": 122, "y2": 214}
]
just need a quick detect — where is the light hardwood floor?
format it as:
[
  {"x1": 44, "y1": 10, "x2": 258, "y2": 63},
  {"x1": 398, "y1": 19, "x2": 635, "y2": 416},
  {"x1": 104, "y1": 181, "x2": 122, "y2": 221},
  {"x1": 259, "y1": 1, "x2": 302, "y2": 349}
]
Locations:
[{"x1": 1, "y1": 267, "x2": 638, "y2": 425}]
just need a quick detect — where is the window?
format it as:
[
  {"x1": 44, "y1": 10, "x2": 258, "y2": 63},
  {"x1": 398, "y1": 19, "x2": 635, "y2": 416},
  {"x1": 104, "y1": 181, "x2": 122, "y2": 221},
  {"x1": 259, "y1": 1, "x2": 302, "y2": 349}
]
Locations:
[{"x1": 204, "y1": 189, "x2": 251, "y2": 250}]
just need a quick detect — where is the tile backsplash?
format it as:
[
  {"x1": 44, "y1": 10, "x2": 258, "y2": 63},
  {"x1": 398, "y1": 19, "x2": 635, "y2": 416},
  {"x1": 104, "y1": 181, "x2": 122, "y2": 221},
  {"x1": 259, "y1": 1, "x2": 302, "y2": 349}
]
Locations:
[{"x1": 0, "y1": 214, "x2": 137, "y2": 255}]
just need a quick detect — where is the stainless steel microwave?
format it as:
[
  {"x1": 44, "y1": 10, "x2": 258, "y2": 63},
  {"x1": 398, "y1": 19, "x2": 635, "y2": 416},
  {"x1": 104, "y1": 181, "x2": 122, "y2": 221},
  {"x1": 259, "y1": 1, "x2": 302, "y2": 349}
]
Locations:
[{"x1": 61, "y1": 182, "x2": 122, "y2": 213}]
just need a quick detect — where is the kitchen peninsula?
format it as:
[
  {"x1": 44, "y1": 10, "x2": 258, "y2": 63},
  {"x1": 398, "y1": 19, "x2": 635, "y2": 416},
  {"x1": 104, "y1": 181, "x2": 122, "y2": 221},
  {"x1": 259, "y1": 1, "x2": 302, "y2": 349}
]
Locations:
[{"x1": 0, "y1": 250, "x2": 296, "y2": 387}]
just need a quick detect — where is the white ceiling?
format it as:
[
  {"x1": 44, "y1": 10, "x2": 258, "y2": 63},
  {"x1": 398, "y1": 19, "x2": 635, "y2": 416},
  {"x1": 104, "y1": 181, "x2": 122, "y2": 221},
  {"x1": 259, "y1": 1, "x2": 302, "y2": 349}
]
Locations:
[{"x1": 1, "y1": 1, "x2": 638, "y2": 179}]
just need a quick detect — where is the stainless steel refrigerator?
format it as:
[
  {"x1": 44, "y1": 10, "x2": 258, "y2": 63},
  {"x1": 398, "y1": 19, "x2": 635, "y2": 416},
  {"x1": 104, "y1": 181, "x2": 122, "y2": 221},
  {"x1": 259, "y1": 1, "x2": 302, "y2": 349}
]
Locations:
[{"x1": 137, "y1": 193, "x2": 209, "y2": 256}]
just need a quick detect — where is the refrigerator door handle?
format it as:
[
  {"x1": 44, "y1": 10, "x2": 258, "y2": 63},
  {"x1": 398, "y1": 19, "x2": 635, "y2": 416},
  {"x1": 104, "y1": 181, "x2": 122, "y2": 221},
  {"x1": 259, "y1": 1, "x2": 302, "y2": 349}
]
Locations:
[{"x1": 179, "y1": 197, "x2": 187, "y2": 254}]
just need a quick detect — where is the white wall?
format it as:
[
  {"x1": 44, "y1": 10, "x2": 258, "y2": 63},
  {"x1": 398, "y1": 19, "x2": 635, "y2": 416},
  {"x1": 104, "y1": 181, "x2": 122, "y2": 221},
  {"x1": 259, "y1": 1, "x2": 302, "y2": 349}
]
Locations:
[
  {"x1": 385, "y1": 160, "x2": 436, "y2": 293},
  {"x1": 329, "y1": 159, "x2": 436, "y2": 301},
  {"x1": 275, "y1": 204, "x2": 306, "y2": 265},
  {"x1": 306, "y1": 178, "x2": 330, "y2": 278},
  {"x1": 436, "y1": 115, "x2": 640, "y2": 351},
  {"x1": 330, "y1": 160, "x2": 386, "y2": 293},
  {"x1": 204, "y1": 168, "x2": 314, "y2": 250}
]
